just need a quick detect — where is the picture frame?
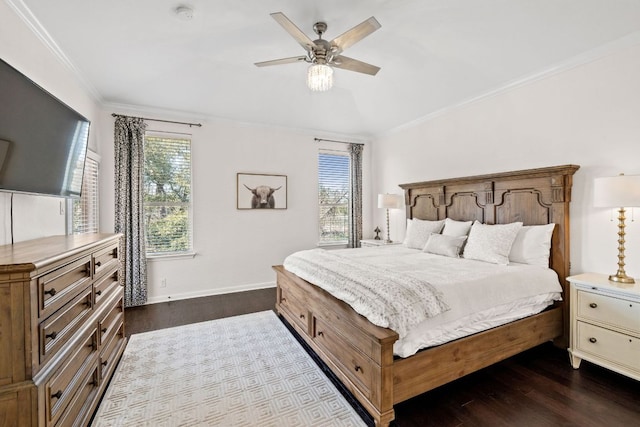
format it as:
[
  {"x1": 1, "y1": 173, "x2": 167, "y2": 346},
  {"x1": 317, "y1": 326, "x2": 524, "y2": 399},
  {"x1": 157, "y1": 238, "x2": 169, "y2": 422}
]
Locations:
[{"x1": 237, "y1": 173, "x2": 288, "y2": 210}]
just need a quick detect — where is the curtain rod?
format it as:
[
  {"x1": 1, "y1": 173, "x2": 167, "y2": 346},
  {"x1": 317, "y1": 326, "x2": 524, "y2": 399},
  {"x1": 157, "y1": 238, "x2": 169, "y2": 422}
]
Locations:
[
  {"x1": 314, "y1": 137, "x2": 364, "y2": 146},
  {"x1": 111, "y1": 113, "x2": 202, "y2": 128}
]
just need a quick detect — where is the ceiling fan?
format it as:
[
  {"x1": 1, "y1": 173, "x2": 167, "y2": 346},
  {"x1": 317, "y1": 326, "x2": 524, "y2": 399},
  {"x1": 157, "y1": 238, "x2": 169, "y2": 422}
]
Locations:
[{"x1": 255, "y1": 12, "x2": 381, "y2": 91}]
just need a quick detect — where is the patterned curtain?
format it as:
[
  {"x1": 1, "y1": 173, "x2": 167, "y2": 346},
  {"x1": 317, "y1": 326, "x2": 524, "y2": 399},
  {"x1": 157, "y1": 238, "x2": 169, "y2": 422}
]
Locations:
[
  {"x1": 349, "y1": 143, "x2": 364, "y2": 248},
  {"x1": 114, "y1": 116, "x2": 148, "y2": 307}
]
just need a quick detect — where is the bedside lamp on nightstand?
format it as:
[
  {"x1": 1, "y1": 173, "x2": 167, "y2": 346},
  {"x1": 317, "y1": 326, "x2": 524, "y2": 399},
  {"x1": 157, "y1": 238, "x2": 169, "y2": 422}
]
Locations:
[
  {"x1": 378, "y1": 193, "x2": 402, "y2": 243},
  {"x1": 594, "y1": 173, "x2": 640, "y2": 283}
]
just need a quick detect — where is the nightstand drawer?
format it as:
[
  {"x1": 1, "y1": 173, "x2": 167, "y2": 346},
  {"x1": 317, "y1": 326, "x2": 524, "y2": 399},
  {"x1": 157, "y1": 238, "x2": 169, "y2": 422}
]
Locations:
[
  {"x1": 576, "y1": 321, "x2": 640, "y2": 371},
  {"x1": 577, "y1": 290, "x2": 640, "y2": 334}
]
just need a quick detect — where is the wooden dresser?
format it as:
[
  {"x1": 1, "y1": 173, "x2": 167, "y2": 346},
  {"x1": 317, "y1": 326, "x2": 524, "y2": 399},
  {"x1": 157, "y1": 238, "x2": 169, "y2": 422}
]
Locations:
[{"x1": 0, "y1": 233, "x2": 126, "y2": 426}]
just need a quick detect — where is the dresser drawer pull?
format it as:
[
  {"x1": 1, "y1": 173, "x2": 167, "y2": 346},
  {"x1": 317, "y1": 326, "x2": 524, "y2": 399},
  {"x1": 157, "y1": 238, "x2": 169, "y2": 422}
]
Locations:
[
  {"x1": 95, "y1": 261, "x2": 102, "y2": 267},
  {"x1": 51, "y1": 390, "x2": 62, "y2": 400},
  {"x1": 354, "y1": 365, "x2": 362, "y2": 373},
  {"x1": 317, "y1": 331, "x2": 324, "y2": 337},
  {"x1": 95, "y1": 290, "x2": 102, "y2": 296},
  {"x1": 281, "y1": 297, "x2": 287, "y2": 302},
  {"x1": 299, "y1": 314, "x2": 305, "y2": 319},
  {"x1": 44, "y1": 288, "x2": 57, "y2": 297},
  {"x1": 46, "y1": 331, "x2": 58, "y2": 340},
  {"x1": 101, "y1": 360, "x2": 108, "y2": 367},
  {"x1": 589, "y1": 337, "x2": 597, "y2": 343},
  {"x1": 589, "y1": 303, "x2": 598, "y2": 308}
]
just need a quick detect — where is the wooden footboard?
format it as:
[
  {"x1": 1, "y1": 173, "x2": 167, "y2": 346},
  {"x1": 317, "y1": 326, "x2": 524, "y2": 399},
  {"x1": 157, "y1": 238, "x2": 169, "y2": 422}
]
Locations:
[
  {"x1": 274, "y1": 265, "x2": 398, "y2": 427},
  {"x1": 274, "y1": 265, "x2": 563, "y2": 427}
]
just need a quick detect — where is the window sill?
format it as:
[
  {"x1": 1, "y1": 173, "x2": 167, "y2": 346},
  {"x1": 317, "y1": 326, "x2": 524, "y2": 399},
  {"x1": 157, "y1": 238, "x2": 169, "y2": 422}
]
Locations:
[
  {"x1": 146, "y1": 251, "x2": 197, "y2": 261},
  {"x1": 317, "y1": 242, "x2": 349, "y2": 249}
]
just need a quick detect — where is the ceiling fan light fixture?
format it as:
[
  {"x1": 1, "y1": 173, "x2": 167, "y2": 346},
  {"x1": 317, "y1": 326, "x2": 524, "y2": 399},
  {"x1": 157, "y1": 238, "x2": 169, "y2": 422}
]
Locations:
[{"x1": 307, "y1": 64, "x2": 333, "y2": 92}]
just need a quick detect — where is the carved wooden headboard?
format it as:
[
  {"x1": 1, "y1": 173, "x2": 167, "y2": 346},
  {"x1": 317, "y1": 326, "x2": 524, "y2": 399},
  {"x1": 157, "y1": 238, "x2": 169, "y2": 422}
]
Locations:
[{"x1": 399, "y1": 165, "x2": 580, "y2": 345}]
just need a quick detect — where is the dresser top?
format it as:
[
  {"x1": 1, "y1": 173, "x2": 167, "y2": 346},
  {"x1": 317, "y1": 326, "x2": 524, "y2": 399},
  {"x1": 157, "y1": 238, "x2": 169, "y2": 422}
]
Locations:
[
  {"x1": 0, "y1": 233, "x2": 120, "y2": 273},
  {"x1": 567, "y1": 273, "x2": 640, "y2": 297}
]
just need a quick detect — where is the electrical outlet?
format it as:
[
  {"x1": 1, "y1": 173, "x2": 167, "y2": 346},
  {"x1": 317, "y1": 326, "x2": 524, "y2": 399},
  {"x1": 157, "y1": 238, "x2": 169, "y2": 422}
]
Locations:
[{"x1": 160, "y1": 278, "x2": 167, "y2": 288}]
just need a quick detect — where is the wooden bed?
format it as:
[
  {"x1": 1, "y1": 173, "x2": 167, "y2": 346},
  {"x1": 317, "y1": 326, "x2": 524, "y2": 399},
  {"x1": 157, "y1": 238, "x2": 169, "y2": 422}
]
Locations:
[{"x1": 273, "y1": 164, "x2": 579, "y2": 426}]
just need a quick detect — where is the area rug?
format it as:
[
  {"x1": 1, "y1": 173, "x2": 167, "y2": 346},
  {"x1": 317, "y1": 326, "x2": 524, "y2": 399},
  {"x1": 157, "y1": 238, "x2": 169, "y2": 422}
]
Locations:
[{"x1": 92, "y1": 310, "x2": 367, "y2": 426}]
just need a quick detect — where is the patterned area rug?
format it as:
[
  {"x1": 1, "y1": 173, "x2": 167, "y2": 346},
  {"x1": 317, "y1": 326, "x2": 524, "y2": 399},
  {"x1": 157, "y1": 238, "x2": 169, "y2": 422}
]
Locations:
[{"x1": 92, "y1": 311, "x2": 367, "y2": 426}]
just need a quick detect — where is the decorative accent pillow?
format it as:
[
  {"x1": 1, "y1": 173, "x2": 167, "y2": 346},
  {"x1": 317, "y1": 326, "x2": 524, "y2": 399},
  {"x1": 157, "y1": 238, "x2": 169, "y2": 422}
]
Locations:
[
  {"x1": 509, "y1": 224, "x2": 556, "y2": 267},
  {"x1": 463, "y1": 221, "x2": 523, "y2": 265},
  {"x1": 403, "y1": 219, "x2": 445, "y2": 249},
  {"x1": 423, "y1": 233, "x2": 467, "y2": 258},
  {"x1": 441, "y1": 218, "x2": 473, "y2": 237}
]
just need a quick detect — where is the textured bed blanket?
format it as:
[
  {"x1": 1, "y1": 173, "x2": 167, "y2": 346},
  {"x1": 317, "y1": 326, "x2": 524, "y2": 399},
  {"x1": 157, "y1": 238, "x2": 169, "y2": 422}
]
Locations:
[{"x1": 283, "y1": 248, "x2": 449, "y2": 337}]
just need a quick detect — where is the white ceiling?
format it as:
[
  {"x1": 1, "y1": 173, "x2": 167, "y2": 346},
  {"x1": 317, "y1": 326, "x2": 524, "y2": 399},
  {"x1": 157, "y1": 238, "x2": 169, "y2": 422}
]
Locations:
[{"x1": 15, "y1": 0, "x2": 640, "y2": 136}]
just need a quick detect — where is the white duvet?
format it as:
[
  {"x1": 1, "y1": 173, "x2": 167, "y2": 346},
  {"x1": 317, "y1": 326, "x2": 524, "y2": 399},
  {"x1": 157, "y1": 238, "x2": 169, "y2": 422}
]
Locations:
[{"x1": 287, "y1": 246, "x2": 562, "y2": 358}]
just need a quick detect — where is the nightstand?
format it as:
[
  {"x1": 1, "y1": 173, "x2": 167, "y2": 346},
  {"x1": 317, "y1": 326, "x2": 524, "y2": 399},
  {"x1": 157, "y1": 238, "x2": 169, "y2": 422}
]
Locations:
[
  {"x1": 360, "y1": 239, "x2": 402, "y2": 247},
  {"x1": 567, "y1": 273, "x2": 640, "y2": 381}
]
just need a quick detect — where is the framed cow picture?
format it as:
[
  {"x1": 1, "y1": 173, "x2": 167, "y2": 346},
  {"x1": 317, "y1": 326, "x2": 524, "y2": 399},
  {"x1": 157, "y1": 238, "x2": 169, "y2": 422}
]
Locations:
[{"x1": 237, "y1": 173, "x2": 288, "y2": 210}]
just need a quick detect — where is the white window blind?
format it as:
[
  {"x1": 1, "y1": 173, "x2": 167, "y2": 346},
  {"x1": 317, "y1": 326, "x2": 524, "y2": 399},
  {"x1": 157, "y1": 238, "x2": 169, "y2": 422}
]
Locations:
[
  {"x1": 143, "y1": 135, "x2": 192, "y2": 255},
  {"x1": 318, "y1": 151, "x2": 351, "y2": 245},
  {"x1": 71, "y1": 153, "x2": 99, "y2": 234}
]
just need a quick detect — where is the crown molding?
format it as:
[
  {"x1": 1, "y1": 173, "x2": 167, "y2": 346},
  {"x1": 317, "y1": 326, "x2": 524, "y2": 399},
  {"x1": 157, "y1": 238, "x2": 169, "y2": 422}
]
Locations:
[
  {"x1": 380, "y1": 31, "x2": 640, "y2": 138},
  {"x1": 6, "y1": 0, "x2": 103, "y2": 103}
]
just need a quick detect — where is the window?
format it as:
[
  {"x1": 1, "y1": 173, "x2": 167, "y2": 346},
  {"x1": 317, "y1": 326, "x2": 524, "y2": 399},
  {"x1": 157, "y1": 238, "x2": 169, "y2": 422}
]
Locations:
[
  {"x1": 143, "y1": 135, "x2": 192, "y2": 255},
  {"x1": 318, "y1": 151, "x2": 350, "y2": 245},
  {"x1": 70, "y1": 151, "x2": 99, "y2": 234}
]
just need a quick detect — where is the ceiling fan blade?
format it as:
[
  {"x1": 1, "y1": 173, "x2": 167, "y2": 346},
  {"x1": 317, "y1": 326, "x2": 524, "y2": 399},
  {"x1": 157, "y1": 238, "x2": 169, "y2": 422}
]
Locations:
[
  {"x1": 255, "y1": 56, "x2": 308, "y2": 67},
  {"x1": 330, "y1": 17, "x2": 381, "y2": 52},
  {"x1": 332, "y1": 56, "x2": 380, "y2": 76},
  {"x1": 270, "y1": 12, "x2": 316, "y2": 52}
]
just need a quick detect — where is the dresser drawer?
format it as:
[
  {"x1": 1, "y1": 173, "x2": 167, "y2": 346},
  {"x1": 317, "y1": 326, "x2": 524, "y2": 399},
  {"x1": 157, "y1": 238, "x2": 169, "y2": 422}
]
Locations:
[
  {"x1": 45, "y1": 326, "x2": 98, "y2": 425},
  {"x1": 279, "y1": 287, "x2": 310, "y2": 334},
  {"x1": 99, "y1": 295, "x2": 124, "y2": 346},
  {"x1": 313, "y1": 316, "x2": 375, "y2": 398},
  {"x1": 577, "y1": 290, "x2": 640, "y2": 334},
  {"x1": 94, "y1": 269, "x2": 119, "y2": 309},
  {"x1": 99, "y1": 322, "x2": 125, "y2": 382},
  {"x1": 53, "y1": 364, "x2": 99, "y2": 427},
  {"x1": 38, "y1": 255, "x2": 91, "y2": 320},
  {"x1": 40, "y1": 286, "x2": 93, "y2": 364},
  {"x1": 576, "y1": 321, "x2": 640, "y2": 372},
  {"x1": 93, "y1": 243, "x2": 119, "y2": 280}
]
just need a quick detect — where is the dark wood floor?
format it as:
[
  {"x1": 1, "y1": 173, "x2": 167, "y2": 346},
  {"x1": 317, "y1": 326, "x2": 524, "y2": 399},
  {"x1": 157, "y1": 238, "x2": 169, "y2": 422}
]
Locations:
[{"x1": 125, "y1": 288, "x2": 640, "y2": 427}]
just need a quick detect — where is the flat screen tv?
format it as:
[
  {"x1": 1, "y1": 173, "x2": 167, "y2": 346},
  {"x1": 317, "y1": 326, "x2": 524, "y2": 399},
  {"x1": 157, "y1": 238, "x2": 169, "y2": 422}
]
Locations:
[{"x1": 0, "y1": 58, "x2": 90, "y2": 198}]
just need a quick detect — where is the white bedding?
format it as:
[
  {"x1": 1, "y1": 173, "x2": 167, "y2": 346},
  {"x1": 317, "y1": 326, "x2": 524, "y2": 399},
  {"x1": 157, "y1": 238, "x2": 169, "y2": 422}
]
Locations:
[
  {"x1": 283, "y1": 248, "x2": 449, "y2": 337},
  {"x1": 287, "y1": 246, "x2": 562, "y2": 358}
]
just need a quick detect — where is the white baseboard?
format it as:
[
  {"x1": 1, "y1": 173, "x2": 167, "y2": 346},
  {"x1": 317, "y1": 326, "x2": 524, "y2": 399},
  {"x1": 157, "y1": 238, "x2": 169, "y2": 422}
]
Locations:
[{"x1": 144, "y1": 281, "x2": 276, "y2": 305}]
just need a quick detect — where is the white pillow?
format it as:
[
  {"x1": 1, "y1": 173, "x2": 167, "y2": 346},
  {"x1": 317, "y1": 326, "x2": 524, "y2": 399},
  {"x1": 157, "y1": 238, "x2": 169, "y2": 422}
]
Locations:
[
  {"x1": 463, "y1": 221, "x2": 523, "y2": 265},
  {"x1": 403, "y1": 218, "x2": 445, "y2": 249},
  {"x1": 509, "y1": 224, "x2": 556, "y2": 267},
  {"x1": 442, "y1": 218, "x2": 473, "y2": 237},
  {"x1": 423, "y1": 233, "x2": 467, "y2": 258}
]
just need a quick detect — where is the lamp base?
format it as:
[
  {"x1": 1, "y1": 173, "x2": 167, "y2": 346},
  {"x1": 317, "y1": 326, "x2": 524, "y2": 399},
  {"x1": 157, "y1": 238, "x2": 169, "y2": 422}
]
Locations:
[{"x1": 608, "y1": 273, "x2": 635, "y2": 284}]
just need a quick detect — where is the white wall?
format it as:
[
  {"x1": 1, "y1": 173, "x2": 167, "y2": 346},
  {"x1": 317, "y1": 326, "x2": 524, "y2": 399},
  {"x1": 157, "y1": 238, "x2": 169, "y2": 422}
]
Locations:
[
  {"x1": 372, "y1": 42, "x2": 640, "y2": 278},
  {"x1": 98, "y1": 112, "x2": 372, "y2": 303},
  {"x1": 0, "y1": 1, "x2": 102, "y2": 244}
]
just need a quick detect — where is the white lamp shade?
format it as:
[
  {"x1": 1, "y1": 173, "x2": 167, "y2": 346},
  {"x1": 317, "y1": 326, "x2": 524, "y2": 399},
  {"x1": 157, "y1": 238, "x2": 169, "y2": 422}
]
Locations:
[
  {"x1": 594, "y1": 175, "x2": 640, "y2": 207},
  {"x1": 378, "y1": 193, "x2": 402, "y2": 209}
]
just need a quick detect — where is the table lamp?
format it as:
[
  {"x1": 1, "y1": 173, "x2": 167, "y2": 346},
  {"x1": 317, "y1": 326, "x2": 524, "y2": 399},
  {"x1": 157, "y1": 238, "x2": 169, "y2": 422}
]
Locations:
[
  {"x1": 593, "y1": 173, "x2": 640, "y2": 283},
  {"x1": 378, "y1": 193, "x2": 402, "y2": 243}
]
